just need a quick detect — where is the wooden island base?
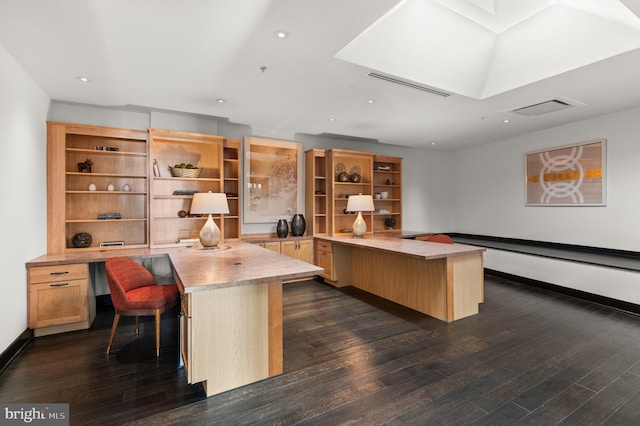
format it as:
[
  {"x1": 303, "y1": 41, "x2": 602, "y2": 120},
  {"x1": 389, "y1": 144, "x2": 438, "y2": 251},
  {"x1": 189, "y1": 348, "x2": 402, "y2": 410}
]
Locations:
[{"x1": 319, "y1": 236, "x2": 485, "y2": 323}]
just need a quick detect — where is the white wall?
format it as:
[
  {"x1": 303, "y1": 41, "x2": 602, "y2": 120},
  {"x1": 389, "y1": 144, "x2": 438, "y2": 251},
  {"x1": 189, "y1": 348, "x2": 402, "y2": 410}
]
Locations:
[
  {"x1": 453, "y1": 107, "x2": 640, "y2": 301},
  {"x1": 0, "y1": 44, "x2": 50, "y2": 353}
]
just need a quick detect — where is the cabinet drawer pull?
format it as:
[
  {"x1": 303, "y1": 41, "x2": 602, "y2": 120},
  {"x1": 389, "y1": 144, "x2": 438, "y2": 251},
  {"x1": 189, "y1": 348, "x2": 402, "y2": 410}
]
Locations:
[
  {"x1": 50, "y1": 283, "x2": 69, "y2": 287},
  {"x1": 50, "y1": 271, "x2": 69, "y2": 276}
]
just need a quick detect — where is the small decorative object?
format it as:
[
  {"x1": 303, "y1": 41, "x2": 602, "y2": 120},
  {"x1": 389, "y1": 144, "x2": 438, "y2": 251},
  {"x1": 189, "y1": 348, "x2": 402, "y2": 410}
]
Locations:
[
  {"x1": 336, "y1": 163, "x2": 349, "y2": 182},
  {"x1": 385, "y1": 217, "x2": 396, "y2": 229},
  {"x1": 107, "y1": 183, "x2": 115, "y2": 191},
  {"x1": 178, "y1": 210, "x2": 187, "y2": 218},
  {"x1": 98, "y1": 213, "x2": 121, "y2": 220},
  {"x1": 153, "y1": 159, "x2": 161, "y2": 177},
  {"x1": 381, "y1": 191, "x2": 389, "y2": 199},
  {"x1": 72, "y1": 232, "x2": 92, "y2": 248},
  {"x1": 88, "y1": 183, "x2": 96, "y2": 191},
  {"x1": 77, "y1": 158, "x2": 93, "y2": 173},
  {"x1": 276, "y1": 219, "x2": 289, "y2": 238},
  {"x1": 122, "y1": 184, "x2": 131, "y2": 192},
  {"x1": 170, "y1": 163, "x2": 201, "y2": 178},
  {"x1": 386, "y1": 178, "x2": 392, "y2": 185},
  {"x1": 291, "y1": 214, "x2": 306, "y2": 236},
  {"x1": 374, "y1": 193, "x2": 381, "y2": 199},
  {"x1": 349, "y1": 165, "x2": 362, "y2": 183}
]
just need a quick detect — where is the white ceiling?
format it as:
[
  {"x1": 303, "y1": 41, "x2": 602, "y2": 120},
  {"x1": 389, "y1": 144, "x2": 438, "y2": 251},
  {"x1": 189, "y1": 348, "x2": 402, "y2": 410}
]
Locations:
[{"x1": 1, "y1": 0, "x2": 640, "y2": 150}]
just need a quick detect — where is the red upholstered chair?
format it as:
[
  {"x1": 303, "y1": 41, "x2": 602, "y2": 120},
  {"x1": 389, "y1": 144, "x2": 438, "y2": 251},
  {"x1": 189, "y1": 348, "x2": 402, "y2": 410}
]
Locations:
[
  {"x1": 105, "y1": 257, "x2": 179, "y2": 357},
  {"x1": 425, "y1": 234, "x2": 454, "y2": 244}
]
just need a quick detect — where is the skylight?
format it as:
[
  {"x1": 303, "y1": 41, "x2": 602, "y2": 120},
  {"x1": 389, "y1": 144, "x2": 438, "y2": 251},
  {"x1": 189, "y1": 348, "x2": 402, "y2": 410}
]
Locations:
[{"x1": 335, "y1": 0, "x2": 640, "y2": 99}]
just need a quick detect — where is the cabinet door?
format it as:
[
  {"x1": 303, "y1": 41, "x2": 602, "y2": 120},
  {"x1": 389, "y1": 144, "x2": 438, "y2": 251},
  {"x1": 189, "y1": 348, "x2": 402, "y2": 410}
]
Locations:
[
  {"x1": 180, "y1": 293, "x2": 192, "y2": 382},
  {"x1": 259, "y1": 241, "x2": 281, "y2": 252},
  {"x1": 29, "y1": 279, "x2": 88, "y2": 328},
  {"x1": 297, "y1": 240, "x2": 313, "y2": 263},
  {"x1": 316, "y1": 249, "x2": 334, "y2": 280},
  {"x1": 280, "y1": 240, "x2": 297, "y2": 258}
]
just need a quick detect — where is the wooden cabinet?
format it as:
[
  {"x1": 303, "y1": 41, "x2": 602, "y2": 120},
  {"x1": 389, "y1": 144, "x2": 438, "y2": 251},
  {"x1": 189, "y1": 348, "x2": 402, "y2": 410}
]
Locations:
[
  {"x1": 249, "y1": 238, "x2": 313, "y2": 263},
  {"x1": 47, "y1": 122, "x2": 149, "y2": 253},
  {"x1": 179, "y1": 291, "x2": 192, "y2": 379},
  {"x1": 373, "y1": 155, "x2": 402, "y2": 233},
  {"x1": 223, "y1": 139, "x2": 242, "y2": 241},
  {"x1": 305, "y1": 149, "x2": 327, "y2": 236},
  {"x1": 255, "y1": 241, "x2": 281, "y2": 252},
  {"x1": 28, "y1": 263, "x2": 94, "y2": 336},
  {"x1": 327, "y1": 149, "x2": 374, "y2": 236},
  {"x1": 149, "y1": 129, "x2": 228, "y2": 248},
  {"x1": 315, "y1": 240, "x2": 334, "y2": 281},
  {"x1": 305, "y1": 149, "x2": 403, "y2": 237},
  {"x1": 281, "y1": 239, "x2": 313, "y2": 263}
]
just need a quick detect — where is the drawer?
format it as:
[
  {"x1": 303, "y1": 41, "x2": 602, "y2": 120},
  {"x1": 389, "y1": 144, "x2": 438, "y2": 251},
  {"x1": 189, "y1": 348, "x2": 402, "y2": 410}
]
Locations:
[
  {"x1": 29, "y1": 263, "x2": 88, "y2": 284},
  {"x1": 316, "y1": 240, "x2": 333, "y2": 253}
]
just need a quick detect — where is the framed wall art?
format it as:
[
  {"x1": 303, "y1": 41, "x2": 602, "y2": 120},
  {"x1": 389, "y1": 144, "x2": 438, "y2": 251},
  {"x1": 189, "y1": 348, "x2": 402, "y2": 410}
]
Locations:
[
  {"x1": 524, "y1": 139, "x2": 606, "y2": 206},
  {"x1": 244, "y1": 136, "x2": 303, "y2": 223}
]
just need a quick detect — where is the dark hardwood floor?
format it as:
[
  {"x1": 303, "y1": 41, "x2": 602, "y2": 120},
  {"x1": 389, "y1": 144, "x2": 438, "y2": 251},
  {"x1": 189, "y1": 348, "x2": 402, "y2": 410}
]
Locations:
[{"x1": 2, "y1": 275, "x2": 640, "y2": 425}]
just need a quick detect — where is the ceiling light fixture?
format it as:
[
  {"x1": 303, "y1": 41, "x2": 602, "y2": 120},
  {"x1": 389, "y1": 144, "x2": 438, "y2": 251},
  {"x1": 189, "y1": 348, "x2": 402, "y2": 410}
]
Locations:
[
  {"x1": 77, "y1": 76, "x2": 90, "y2": 83},
  {"x1": 216, "y1": 98, "x2": 225, "y2": 103},
  {"x1": 329, "y1": 118, "x2": 336, "y2": 122},
  {"x1": 503, "y1": 119, "x2": 510, "y2": 123},
  {"x1": 274, "y1": 30, "x2": 289, "y2": 39},
  {"x1": 368, "y1": 99, "x2": 375, "y2": 104}
]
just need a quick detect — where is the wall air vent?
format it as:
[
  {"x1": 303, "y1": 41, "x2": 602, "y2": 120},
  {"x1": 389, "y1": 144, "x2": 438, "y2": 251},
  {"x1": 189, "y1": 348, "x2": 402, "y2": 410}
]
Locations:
[
  {"x1": 367, "y1": 72, "x2": 451, "y2": 97},
  {"x1": 512, "y1": 99, "x2": 576, "y2": 116}
]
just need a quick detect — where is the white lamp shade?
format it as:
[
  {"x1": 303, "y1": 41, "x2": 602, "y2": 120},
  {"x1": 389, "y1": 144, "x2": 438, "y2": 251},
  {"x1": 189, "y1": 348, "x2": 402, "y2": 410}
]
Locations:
[
  {"x1": 346, "y1": 194, "x2": 375, "y2": 212},
  {"x1": 190, "y1": 192, "x2": 230, "y2": 215}
]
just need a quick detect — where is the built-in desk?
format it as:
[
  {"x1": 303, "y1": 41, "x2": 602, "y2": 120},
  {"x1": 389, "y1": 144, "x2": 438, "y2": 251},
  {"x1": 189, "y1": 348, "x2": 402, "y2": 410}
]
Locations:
[
  {"x1": 315, "y1": 235, "x2": 485, "y2": 322},
  {"x1": 26, "y1": 242, "x2": 323, "y2": 397}
]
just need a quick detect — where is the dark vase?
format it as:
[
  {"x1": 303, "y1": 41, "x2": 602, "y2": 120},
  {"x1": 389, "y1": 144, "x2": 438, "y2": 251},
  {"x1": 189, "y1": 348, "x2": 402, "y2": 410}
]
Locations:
[
  {"x1": 276, "y1": 219, "x2": 289, "y2": 238},
  {"x1": 291, "y1": 214, "x2": 306, "y2": 236}
]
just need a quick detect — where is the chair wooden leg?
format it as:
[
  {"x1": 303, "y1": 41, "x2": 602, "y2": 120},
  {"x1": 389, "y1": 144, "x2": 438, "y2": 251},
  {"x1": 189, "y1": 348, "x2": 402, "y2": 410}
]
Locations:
[
  {"x1": 106, "y1": 313, "x2": 121, "y2": 354},
  {"x1": 135, "y1": 316, "x2": 140, "y2": 335},
  {"x1": 155, "y1": 309, "x2": 161, "y2": 357}
]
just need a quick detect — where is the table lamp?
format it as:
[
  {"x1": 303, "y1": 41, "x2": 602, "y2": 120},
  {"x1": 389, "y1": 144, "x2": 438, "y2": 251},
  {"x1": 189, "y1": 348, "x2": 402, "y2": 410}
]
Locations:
[
  {"x1": 346, "y1": 194, "x2": 375, "y2": 238},
  {"x1": 189, "y1": 191, "x2": 230, "y2": 248}
]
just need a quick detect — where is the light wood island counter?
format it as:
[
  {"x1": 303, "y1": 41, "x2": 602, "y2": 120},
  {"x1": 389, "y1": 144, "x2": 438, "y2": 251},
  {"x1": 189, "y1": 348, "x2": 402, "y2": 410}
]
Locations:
[
  {"x1": 315, "y1": 235, "x2": 485, "y2": 322},
  {"x1": 26, "y1": 241, "x2": 323, "y2": 397}
]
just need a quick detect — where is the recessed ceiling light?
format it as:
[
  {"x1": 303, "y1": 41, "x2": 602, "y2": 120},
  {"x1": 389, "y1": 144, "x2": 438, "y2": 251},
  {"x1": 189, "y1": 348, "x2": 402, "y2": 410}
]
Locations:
[
  {"x1": 503, "y1": 119, "x2": 510, "y2": 123},
  {"x1": 368, "y1": 99, "x2": 375, "y2": 104},
  {"x1": 216, "y1": 98, "x2": 225, "y2": 103},
  {"x1": 77, "y1": 76, "x2": 90, "y2": 83},
  {"x1": 431, "y1": 142, "x2": 437, "y2": 145},
  {"x1": 274, "y1": 29, "x2": 289, "y2": 39},
  {"x1": 329, "y1": 118, "x2": 336, "y2": 122}
]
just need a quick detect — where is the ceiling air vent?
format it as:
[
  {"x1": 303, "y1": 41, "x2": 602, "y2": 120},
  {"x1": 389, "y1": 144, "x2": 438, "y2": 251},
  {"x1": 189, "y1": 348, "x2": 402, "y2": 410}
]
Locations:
[
  {"x1": 367, "y1": 72, "x2": 451, "y2": 97},
  {"x1": 511, "y1": 99, "x2": 576, "y2": 116}
]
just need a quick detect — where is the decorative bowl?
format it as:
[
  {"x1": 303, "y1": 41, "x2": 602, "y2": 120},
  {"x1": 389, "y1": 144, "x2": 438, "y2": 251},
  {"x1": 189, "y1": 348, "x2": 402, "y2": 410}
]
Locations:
[{"x1": 170, "y1": 167, "x2": 201, "y2": 178}]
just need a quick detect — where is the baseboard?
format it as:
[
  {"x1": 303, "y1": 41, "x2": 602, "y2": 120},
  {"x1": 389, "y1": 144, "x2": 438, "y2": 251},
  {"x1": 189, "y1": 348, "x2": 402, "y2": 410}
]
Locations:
[
  {"x1": 0, "y1": 328, "x2": 33, "y2": 375},
  {"x1": 485, "y1": 268, "x2": 640, "y2": 316}
]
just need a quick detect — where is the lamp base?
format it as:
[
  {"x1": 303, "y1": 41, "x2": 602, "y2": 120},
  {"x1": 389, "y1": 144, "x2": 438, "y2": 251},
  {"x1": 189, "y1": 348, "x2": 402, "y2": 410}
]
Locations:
[
  {"x1": 351, "y1": 211, "x2": 367, "y2": 238},
  {"x1": 199, "y1": 214, "x2": 222, "y2": 248}
]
